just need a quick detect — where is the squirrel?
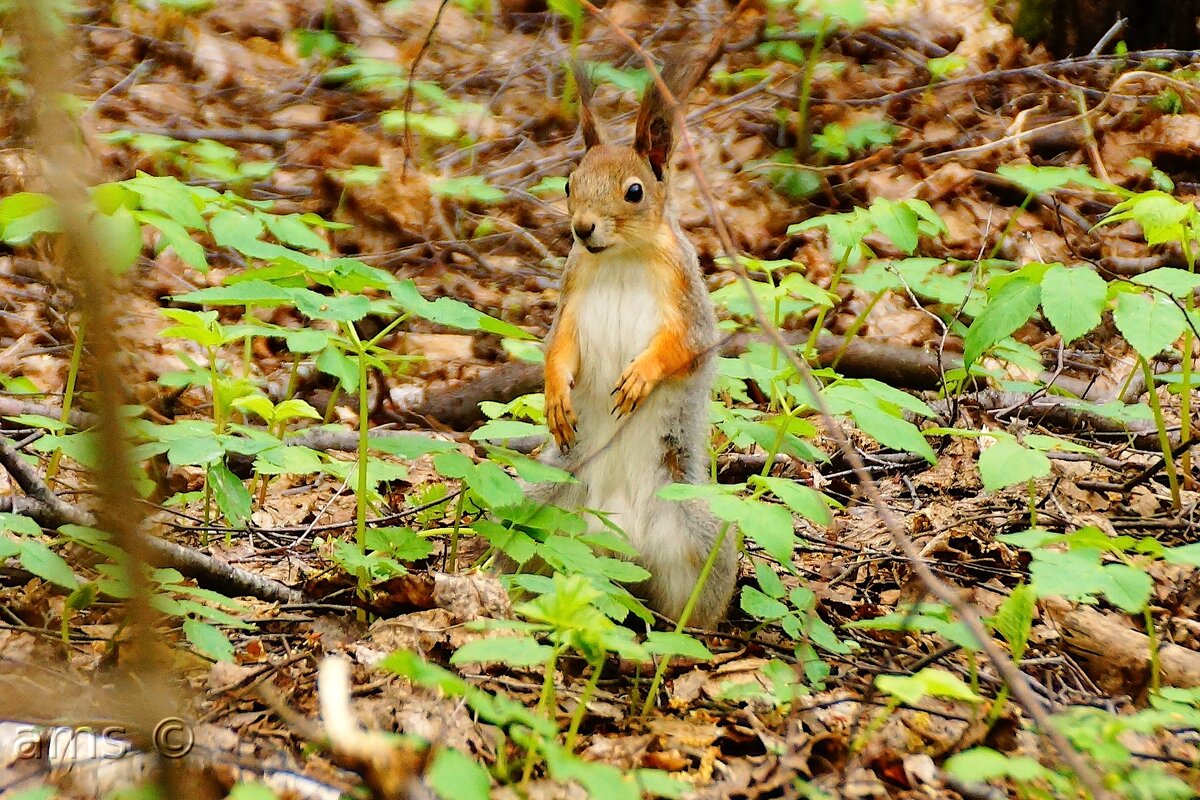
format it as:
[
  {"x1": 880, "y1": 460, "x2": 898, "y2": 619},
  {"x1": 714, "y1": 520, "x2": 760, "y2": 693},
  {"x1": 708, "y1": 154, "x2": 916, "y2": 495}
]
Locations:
[{"x1": 527, "y1": 62, "x2": 737, "y2": 628}]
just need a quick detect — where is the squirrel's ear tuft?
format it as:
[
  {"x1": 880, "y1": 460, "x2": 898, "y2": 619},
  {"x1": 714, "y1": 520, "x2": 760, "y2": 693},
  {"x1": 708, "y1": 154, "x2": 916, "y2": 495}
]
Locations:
[
  {"x1": 571, "y1": 61, "x2": 603, "y2": 150},
  {"x1": 633, "y1": 64, "x2": 675, "y2": 180},
  {"x1": 635, "y1": 23, "x2": 743, "y2": 179}
]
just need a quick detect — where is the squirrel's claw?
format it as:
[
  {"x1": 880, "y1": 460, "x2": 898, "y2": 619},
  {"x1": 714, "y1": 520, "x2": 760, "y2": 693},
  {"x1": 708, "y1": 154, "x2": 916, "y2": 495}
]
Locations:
[
  {"x1": 613, "y1": 361, "x2": 656, "y2": 417},
  {"x1": 546, "y1": 395, "x2": 577, "y2": 452}
]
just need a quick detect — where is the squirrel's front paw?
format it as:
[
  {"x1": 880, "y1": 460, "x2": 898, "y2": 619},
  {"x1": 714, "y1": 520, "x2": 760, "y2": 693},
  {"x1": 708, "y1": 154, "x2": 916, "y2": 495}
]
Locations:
[
  {"x1": 613, "y1": 358, "x2": 660, "y2": 416},
  {"x1": 546, "y1": 388, "x2": 577, "y2": 452}
]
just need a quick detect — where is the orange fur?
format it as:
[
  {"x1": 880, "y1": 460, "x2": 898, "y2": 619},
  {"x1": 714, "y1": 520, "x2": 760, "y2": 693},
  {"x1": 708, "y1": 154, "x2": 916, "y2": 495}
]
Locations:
[
  {"x1": 613, "y1": 264, "x2": 701, "y2": 415},
  {"x1": 545, "y1": 295, "x2": 581, "y2": 450}
]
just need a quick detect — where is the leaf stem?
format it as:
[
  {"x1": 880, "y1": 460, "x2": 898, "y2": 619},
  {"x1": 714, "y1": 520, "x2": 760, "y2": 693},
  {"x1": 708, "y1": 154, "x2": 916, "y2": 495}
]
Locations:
[
  {"x1": 1139, "y1": 357, "x2": 1181, "y2": 508},
  {"x1": 639, "y1": 521, "x2": 732, "y2": 717}
]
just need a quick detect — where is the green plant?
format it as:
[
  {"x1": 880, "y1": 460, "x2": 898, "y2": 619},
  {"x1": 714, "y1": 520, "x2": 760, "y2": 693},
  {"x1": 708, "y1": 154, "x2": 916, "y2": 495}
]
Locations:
[
  {"x1": 387, "y1": 645, "x2": 688, "y2": 799},
  {"x1": 104, "y1": 133, "x2": 277, "y2": 192},
  {"x1": 854, "y1": 667, "x2": 982, "y2": 751},
  {"x1": 763, "y1": 0, "x2": 868, "y2": 160},
  {"x1": 810, "y1": 119, "x2": 895, "y2": 163},
  {"x1": 925, "y1": 54, "x2": 967, "y2": 83},
  {"x1": 789, "y1": 196, "x2": 948, "y2": 353},
  {"x1": 0, "y1": 513, "x2": 249, "y2": 660},
  {"x1": 946, "y1": 689, "x2": 1200, "y2": 799},
  {"x1": 0, "y1": 40, "x2": 28, "y2": 97}
]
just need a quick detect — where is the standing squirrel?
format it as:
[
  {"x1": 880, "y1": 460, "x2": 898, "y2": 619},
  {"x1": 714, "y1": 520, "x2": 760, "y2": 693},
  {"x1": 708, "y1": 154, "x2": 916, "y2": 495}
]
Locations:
[{"x1": 530, "y1": 62, "x2": 737, "y2": 627}]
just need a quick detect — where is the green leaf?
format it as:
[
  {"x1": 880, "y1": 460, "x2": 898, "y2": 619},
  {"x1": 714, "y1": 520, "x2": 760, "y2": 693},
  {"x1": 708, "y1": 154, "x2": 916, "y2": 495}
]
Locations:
[
  {"x1": 126, "y1": 173, "x2": 205, "y2": 229},
  {"x1": 868, "y1": 198, "x2": 919, "y2": 254},
  {"x1": 963, "y1": 276, "x2": 1041, "y2": 365},
  {"x1": 990, "y1": 584, "x2": 1034, "y2": 660},
  {"x1": 173, "y1": 280, "x2": 297, "y2": 307},
  {"x1": 369, "y1": 527, "x2": 435, "y2": 562},
  {"x1": 1132, "y1": 267, "x2": 1200, "y2": 298},
  {"x1": 227, "y1": 782, "x2": 279, "y2": 800},
  {"x1": 207, "y1": 461, "x2": 252, "y2": 527},
  {"x1": 977, "y1": 437, "x2": 1051, "y2": 491},
  {"x1": 736, "y1": 500, "x2": 795, "y2": 564},
  {"x1": 1029, "y1": 548, "x2": 1107, "y2": 602},
  {"x1": 472, "y1": 419, "x2": 545, "y2": 441},
  {"x1": 547, "y1": 0, "x2": 583, "y2": 27},
  {"x1": 231, "y1": 394, "x2": 275, "y2": 423},
  {"x1": 367, "y1": 433, "x2": 457, "y2": 458},
  {"x1": 740, "y1": 586, "x2": 789, "y2": 620},
  {"x1": 944, "y1": 747, "x2": 1051, "y2": 782},
  {"x1": 2, "y1": 414, "x2": 70, "y2": 432},
  {"x1": 528, "y1": 176, "x2": 567, "y2": 196},
  {"x1": 262, "y1": 213, "x2": 330, "y2": 252},
  {"x1": 136, "y1": 211, "x2": 208, "y2": 270},
  {"x1": 585, "y1": 61, "x2": 650, "y2": 93},
  {"x1": 751, "y1": 476, "x2": 832, "y2": 525},
  {"x1": 0, "y1": 511, "x2": 44, "y2": 536},
  {"x1": 876, "y1": 667, "x2": 982, "y2": 705},
  {"x1": 1162, "y1": 542, "x2": 1200, "y2": 567},
  {"x1": 19, "y1": 539, "x2": 79, "y2": 589},
  {"x1": 380, "y1": 110, "x2": 461, "y2": 139},
  {"x1": 755, "y1": 559, "x2": 787, "y2": 599},
  {"x1": 1099, "y1": 190, "x2": 1190, "y2": 247},
  {"x1": 90, "y1": 208, "x2": 144, "y2": 274},
  {"x1": 1101, "y1": 562, "x2": 1152, "y2": 613},
  {"x1": 166, "y1": 435, "x2": 225, "y2": 467},
  {"x1": 292, "y1": 289, "x2": 370, "y2": 322},
  {"x1": 183, "y1": 618, "x2": 235, "y2": 661},
  {"x1": 997, "y1": 163, "x2": 1113, "y2": 194},
  {"x1": 644, "y1": 631, "x2": 714, "y2": 660},
  {"x1": 428, "y1": 748, "x2": 492, "y2": 800},
  {"x1": 0, "y1": 192, "x2": 62, "y2": 243},
  {"x1": 1112, "y1": 292, "x2": 1186, "y2": 359},
  {"x1": 210, "y1": 209, "x2": 266, "y2": 253},
  {"x1": 450, "y1": 636, "x2": 552, "y2": 666},
  {"x1": 467, "y1": 461, "x2": 524, "y2": 508},
  {"x1": 316, "y1": 346, "x2": 358, "y2": 390},
  {"x1": 824, "y1": 384, "x2": 935, "y2": 463},
  {"x1": 633, "y1": 769, "x2": 691, "y2": 799},
  {"x1": 1040, "y1": 265, "x2": 1106, "y2": 343},
  {"x1": 430, "y1": 175, "x2": 505, "y2": 204}
]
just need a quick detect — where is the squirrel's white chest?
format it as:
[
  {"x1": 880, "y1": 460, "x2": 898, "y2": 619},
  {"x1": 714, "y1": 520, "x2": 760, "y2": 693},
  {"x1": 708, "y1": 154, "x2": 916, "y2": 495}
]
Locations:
[
  {"x1": 574, "y1": 266, "x2": 661, "y2": 392},
  {"x1": 568, "y1": 262, "x2": 668, "y2": 542}
]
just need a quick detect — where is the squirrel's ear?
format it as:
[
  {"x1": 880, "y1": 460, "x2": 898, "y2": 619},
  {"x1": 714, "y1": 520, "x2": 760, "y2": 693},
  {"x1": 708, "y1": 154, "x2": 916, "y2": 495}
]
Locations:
[
  {"x1": 635, "y1": 58, "x2": 700, "y2": 180},
  {"x1": 635, "y1": 29, "x2": 739, "y2": 178},
  {"x1": 571, "y1": 61, "x2": 603, "y2": 149},
  {"x1": 633, "y1": 65, "x2": 674, "y2": 180}
]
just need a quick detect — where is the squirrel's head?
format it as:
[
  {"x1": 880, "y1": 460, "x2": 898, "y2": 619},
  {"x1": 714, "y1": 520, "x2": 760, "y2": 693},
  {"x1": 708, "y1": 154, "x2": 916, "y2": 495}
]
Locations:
[
  {"x1": 565, "y1": 60, "x2": 687, "y2": 257},
  {"x1": 567, "y1": 146, "x2": 666, "y2": 256}
]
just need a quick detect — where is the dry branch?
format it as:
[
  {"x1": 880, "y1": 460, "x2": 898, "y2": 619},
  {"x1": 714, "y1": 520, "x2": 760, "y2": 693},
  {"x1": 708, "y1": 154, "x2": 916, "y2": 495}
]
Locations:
[
  {"x1": 396, "y1": 332, "x2": 1100, "y2": 429},
  {"x1": 0, "y1": 439, "x2": 299, "y2": 604},
  {"x1": 1044, "y1": 599, "x2": 1200, "y2": 692}
]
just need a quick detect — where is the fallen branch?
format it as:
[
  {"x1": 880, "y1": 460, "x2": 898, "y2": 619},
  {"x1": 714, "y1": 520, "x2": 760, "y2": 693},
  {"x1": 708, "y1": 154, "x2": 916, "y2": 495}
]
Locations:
[
  {"x1": 1043, "y1": 599, "x2": 1200, "y2": 693},
  {"x1": 0, "y1": 440, "x2": 300, "y2": 604},
  {"x1": 394, "y1": 332, "x2": 1099, "y2": 430},
  {"x1": 935, "y1": 390, "x2": 1163, "y2": 443}
]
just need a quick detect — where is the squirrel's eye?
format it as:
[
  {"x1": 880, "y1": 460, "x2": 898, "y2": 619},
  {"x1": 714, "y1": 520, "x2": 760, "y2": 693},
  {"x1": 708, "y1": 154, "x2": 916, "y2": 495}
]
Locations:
[
  {"x1": 624, "y1": 182, "x2": 643, "y2": 203},
  {"x1": 565, "y1": 180, "x2": 570, "y2": 197}
]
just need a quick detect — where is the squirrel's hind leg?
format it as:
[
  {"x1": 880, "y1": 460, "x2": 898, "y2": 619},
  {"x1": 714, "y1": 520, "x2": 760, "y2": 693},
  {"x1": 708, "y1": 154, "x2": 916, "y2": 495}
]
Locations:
[{"x1": 636, "y1": 499, "x2": 736, "y2": 628}]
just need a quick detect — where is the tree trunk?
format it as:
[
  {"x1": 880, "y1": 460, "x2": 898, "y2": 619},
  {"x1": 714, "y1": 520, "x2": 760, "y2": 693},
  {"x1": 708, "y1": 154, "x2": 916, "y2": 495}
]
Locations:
[{"x1": 1015, "y1": 0, "x2": 1200, "y2": 55}]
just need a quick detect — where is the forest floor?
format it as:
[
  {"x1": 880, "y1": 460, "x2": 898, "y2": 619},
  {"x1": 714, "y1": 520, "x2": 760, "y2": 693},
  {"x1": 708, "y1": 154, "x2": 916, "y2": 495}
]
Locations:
[{"x1": 0, "y1": 0, "x2": 1198, "y2": 798}]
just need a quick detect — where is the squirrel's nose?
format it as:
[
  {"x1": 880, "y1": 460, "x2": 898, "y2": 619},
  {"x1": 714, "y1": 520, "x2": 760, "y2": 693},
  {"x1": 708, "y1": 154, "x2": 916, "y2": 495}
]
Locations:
[{"x1": 573, "y1": 221, "x2": 595, "y2": 241}]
